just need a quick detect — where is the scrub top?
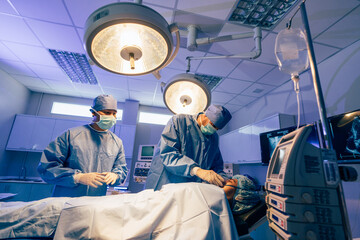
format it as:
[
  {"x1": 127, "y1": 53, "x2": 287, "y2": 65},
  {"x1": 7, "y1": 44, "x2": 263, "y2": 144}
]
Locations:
[
  {"x1": 145, "y1": 114, "x2": 226, "y2": 190},
  {"x1": 37, "y1": 125, "x2": 128, "y2": 197}
]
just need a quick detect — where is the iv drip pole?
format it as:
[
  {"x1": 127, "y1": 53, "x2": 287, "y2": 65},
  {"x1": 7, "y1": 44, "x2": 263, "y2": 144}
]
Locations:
[{"x1": 299, "y1": 1, "x2": 352, "y2": 239}]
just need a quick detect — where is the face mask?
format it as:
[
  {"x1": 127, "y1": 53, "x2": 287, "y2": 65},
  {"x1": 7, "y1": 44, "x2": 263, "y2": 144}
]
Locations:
[
  {"x1": 201, "y1": 123, "x2": 217, "y2": 135},
  {"x1": 93, "y1": 109, "x2": 116, "y2": 130}
]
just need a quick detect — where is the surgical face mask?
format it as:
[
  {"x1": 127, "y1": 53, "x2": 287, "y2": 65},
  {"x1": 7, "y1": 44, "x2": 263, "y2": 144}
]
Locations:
[
  {"x1": 201, "y1": 123, "x2": 217, "y2": 135},
  {"x1": 93, "y1": 109, "x2": 116, "y2": 130}
]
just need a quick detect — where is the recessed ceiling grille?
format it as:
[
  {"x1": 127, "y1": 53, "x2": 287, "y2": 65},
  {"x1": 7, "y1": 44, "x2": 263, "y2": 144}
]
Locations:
[
  {"x1": 49, "y1": 49, "x2": 98, "y2": 85},
  {"x1": 195, "y1": 73, "x2": 223, "y2": 91},
  {"x1": 229, "y1": 0, "x2": 299, "y2": 30}
]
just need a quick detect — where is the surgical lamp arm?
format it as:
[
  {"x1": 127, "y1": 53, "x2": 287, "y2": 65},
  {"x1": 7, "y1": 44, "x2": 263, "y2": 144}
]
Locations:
[{"x1": 186, "y1": 26, "x2": 262, "y2": 62}]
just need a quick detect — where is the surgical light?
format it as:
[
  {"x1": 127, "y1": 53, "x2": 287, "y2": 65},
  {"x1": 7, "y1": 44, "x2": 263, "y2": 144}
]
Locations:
[
  {"x1": 163, "y1": 73, "x2": 211, "y2": 115},
  {"x1": 84, "y1": 2, "x2": 179, "y2": 77}
]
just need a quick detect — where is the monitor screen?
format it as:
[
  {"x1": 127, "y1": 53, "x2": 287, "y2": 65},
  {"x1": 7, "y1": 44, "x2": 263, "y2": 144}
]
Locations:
[
  {"x1": 141, "y1": 146, "x2": 155, "y2": 157},
  {"x1": 260, "y1": 124, "x2": 321, "y2": 165},
  {"x1": 329, "y1": 109, "x2": 360, "y2": 163},
  {"x1": 260, "y1": 126, "x2": 296, "y2": 165},
  {"x1": 271, "y1": 147, "x2": 287, "y2": 175}
]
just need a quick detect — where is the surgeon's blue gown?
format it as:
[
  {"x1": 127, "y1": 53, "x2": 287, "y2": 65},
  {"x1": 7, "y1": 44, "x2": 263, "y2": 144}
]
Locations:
[
  {"x1": 37, "y1": 125, "x2": 128, "y2": 197},
  {"x1": 145, "y1": 114, "x2": 226, "y2": 190}
]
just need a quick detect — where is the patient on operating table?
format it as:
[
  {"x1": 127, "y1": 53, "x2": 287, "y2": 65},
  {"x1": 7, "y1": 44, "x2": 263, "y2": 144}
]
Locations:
[{"x1": 222, "y1": 174, "x2": 261, "y2": 215}]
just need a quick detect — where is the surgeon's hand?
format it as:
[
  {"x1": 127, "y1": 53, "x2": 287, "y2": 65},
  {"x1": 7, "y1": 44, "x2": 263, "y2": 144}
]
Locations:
[
  {"x1": 74, "y1": 172, "x2": 105, "y2": 188},
  {"x1": 102, "y1": 172, "x2": 119, "y2": 185},
  {"x1": 195, "y1": 169, "x2": 225, "y2": 187}
]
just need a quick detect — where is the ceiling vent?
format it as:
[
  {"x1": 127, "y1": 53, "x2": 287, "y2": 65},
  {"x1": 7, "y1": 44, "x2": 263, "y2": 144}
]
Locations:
[
  {"x1": 194, "y1": 73, "x2": 223, "y2": 91},
  {"x1": 229, "y1": 0, "x2": 299, "y2": 30},
  {"x1": 49, "y1": 49, "x2": 98, "y2": 85}
]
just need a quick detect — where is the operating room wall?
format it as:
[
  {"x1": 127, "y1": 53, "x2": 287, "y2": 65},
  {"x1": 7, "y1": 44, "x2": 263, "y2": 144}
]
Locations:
[
  {"x1": 127, "y1": 105, "x2": 171, "y2": 193},
  {"x1": 0, "y1": 69, "x2": 31, "y2": 176}
]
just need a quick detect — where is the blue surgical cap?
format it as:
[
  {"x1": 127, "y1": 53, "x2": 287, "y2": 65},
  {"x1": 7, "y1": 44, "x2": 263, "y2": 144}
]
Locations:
[
  {"x1": 205, "y1": 104, "x2": 232, "y2": 129},
  {"x1": 91, "y1": 94, "x2": 117, "y2": 112}
]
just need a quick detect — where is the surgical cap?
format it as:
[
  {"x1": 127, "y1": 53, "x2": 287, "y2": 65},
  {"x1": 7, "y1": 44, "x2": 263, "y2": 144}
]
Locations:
[
  {"x1": 91, "y1": 94, "x2": 117, "y2": 112},
  {"x1": 205, "y1": 105, "x2": 232, "y2": 129}
]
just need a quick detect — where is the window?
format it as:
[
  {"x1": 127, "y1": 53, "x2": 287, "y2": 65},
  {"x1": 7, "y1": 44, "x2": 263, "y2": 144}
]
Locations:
[
  {"x1": 51, "y1": 102, "x2": 123, "y2": 120},
  {"x1": 138, "y1": 112, "x2": 172, "y2": 125}
]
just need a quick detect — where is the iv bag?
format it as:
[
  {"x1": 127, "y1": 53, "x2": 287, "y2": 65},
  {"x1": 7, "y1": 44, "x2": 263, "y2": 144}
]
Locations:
[{"x1": 274, "y1": 28, "x2": 309, "y2": 77}]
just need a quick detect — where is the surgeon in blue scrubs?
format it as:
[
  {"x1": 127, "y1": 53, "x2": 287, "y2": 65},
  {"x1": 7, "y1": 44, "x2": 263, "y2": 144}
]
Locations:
[
  {"x1": 145, "y1": 104, "x2": 232, "y2": 191},
  {"x1": 37, "y1": 94, "x2": 128, "y2": 197}
]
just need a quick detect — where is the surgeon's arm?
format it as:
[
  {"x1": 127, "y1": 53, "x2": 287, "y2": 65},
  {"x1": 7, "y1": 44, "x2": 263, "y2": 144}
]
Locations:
[
  {"x1": 37, "y1": 131, "x2": 79, "y2": 187},
  {"x1": 160, "y1": 118, "x2": 198, "y2": 177},
  {"x1": 211, "y1": 148, "x2": 227, "y2": 179},
  {"x1": 108, "y1": 140, "x2": 128, "y2": 185}
]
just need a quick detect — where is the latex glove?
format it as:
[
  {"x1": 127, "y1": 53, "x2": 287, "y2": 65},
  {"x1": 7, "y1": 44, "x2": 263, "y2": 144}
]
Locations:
[
  {"x1": 74, "y1": 172, "x2": 105, "y2": 188},
  {"x1": 195, "y1": 169, "x2": 225, "y2": 187},
  {"x1": 102, "y1": 172, "x2": 119, "y2": 185}
]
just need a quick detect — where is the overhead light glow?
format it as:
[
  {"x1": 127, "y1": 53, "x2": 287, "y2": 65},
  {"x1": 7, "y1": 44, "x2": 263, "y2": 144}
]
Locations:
[
  {"x1": 163, "y1": 73, "x2": 211, "y2": 115},
  {"x1": 51, "y1": 102, "x2": 123, "y2": 120}
]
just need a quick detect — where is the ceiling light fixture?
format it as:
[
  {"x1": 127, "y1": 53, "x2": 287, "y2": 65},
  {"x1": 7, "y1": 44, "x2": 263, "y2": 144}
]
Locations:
[
  {"x1": 84, "y1": 2, "x2": 180, "y2": 78},
  {"x1": 162, "y1": 73, "x2": 211, "y2": 115},
  {"x1": 229, "y1": 0, "x2": 300, "y2": 30},
  {"x1": 49, "y1": 49, "x2": 98, "y2": 85}
]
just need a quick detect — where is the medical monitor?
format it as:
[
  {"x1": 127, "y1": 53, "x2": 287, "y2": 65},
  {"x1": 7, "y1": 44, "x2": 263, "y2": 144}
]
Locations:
[
  {"x1": 328, "y1": 109, "x2": 360, "y2": 163},
  {"x1": 260, "y1": 124, "x2": 321, "y2": 166},
  {"x1": 137, "y1": 145, "x2": 156, "y2": 161}
]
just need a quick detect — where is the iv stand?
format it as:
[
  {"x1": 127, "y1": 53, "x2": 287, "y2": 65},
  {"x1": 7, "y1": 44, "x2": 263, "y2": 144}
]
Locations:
[{"x1": 300, "y1": 2, "x2": 352, "y2": 239}]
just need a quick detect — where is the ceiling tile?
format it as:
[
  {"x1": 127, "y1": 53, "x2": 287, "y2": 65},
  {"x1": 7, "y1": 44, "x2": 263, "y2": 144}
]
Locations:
[
  {"x1": 26, "y1": 63, "x2": 69, "y2": 81},
  {"x1": 3, "y1": 42, "x2": 58, "y2": 66},
  {"x1": 64, "y1": 0, "x2": 115, "y2": 28},
  {"x1": 173, "y1": 10, "x2": 224, "y2": 35},
  {"x1": 223, "y1": 103, "x2": 243, "y2": 113},
  {"x1": 0, "y1": 59, "x2": 36, "y2": 76},
  {"x1": 228, "y1": 94, "x2": 257, "y2": 106},
  {"x1": 129, "y1": 91, "x2": 156, "y2": 105},
  {"x1": 166, "y1": 47, "x2": 206, "y2": 71},
  {"x1": 147, "y1": 5, "x2": 174, "y2": 24},
  {"x1": 145, "y1": 0, "x2": 177, "y2": 9},
  {"x1": 156, "y1": 68, "x2": 184, "y2": 82},
  {"x1": 213, "y1": 78, "x2": 252, "y2": 94},
  {"x1": 208, "y1": 23, "x2": 256, "y2": 55},
  {"x1": 256, "y1": 67, "x2": 291, "y2": 87},
  {"x1": 102, "y1": 87, "x2": 129, "y2": 102},
  {"x1": 314, "y1": 6, "x2": 360, "y2": 49},
  {"x1": 312, "y1": 42, "x2": 340, "y2": 63},
  {"x1": 0, "y1": 1, "x2": 18, "y2": 15},
  {"x1": 26, "y1": 19, "x2": 84, "y2": 53},
  {"x1": 196, "y1": 54, "x2": 241, "y2": 77},
  {"x1": 229, "y1": 60, "x2": 274, "y2": 82},
  {"x1": 273, "y1": 0, "x2": 360, "y2": 38},
  {"x1": 11, "y1": 74, "x2": 50, "y2": 89},
  {"x1": 241, "y1": 83, "x2": 275, "y2": 97},
  {"x1": 44, "y1": 78, "x2": 76, "y2": 91},
  {"x1": 176, "y1": 0, "x2": 235, "y2": 21},
  {"x1": 211, "y1": 91, "x2": 236, "y2": 104},
  {"x1": 0, "y1": 14, "x2": 41, "y2": 45},
  {"x1": 96, "y1": 73, "x2": 128, "y2": 90},
  {"x1": 11, "y1": 0, "x2": 72, "y2": 24},
  {"x1": 0, "y1": 42, "x2": 19, "y2": 61},
  {"x1": 128, "y1": 78, "x2": 158, "y2": 93}
]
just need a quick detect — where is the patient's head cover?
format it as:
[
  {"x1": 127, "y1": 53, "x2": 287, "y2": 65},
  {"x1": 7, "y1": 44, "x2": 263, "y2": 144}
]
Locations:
[{"x1": 223, "y1": 174, "x2": 260, "y2": 214}]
